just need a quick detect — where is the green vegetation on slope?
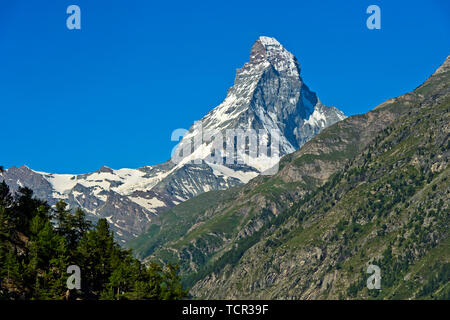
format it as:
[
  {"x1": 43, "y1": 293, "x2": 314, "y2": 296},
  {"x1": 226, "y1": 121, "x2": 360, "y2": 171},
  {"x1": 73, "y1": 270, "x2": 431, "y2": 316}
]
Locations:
[
  {"x1": 189, "y1": 68, "x2": 449, "y2": 299},
  {"x1": 0, "y1": 182, "x2": 187, "y2": 300},
  {"x1": 128, "y1": 57, "x2": 449, "y2": 300},
  {"x1": 128, "y1": 187, "x2": 241, "y2": 260}
]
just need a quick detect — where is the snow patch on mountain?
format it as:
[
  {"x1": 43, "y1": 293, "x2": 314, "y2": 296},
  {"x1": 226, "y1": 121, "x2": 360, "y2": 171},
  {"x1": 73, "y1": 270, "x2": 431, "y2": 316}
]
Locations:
[
  {"x1": 41, "y1": 173, "x2": 77, "y2": 194},
  {"x1": 208, "y1": 163, "x2": 259, "y2": 183}
]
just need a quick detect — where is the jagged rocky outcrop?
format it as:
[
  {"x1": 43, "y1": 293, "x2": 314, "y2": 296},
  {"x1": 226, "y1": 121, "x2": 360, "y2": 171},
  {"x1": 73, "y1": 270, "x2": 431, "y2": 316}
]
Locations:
[
  {"x1": 1, "y1": 37, "x2": 345, "y2": 243},
  {"x1": 175, "y1": 36, "x2": 345, "y2": 165}
]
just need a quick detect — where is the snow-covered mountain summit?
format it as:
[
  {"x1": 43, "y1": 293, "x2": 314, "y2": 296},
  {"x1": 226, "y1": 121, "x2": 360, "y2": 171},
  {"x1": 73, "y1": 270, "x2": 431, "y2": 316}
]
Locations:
[
  {"x1": 1, "y1": 37, "x2": 345, "y2": 243},
  {"x1": 174, "y1": 36, "x2": 345, "y2": 167}
]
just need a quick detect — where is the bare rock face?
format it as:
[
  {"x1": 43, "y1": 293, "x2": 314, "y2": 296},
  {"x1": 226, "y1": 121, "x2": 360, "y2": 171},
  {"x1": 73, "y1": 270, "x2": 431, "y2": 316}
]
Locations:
[
  {"x1": 2, "y1": 166, "x2": 53, "y2": 201},
  {"x1": 432, "y1": 55, "x2": 450, "y2": 75},
  {"x1": 1, "y1": 37, "x2": 345, "y2": 244}
]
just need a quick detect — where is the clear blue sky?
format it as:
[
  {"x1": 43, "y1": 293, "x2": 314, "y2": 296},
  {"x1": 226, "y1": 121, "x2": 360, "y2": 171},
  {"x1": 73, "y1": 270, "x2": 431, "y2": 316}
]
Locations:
[{"x1": 1, "y1": 0, "x2": 449, "y2": 173}]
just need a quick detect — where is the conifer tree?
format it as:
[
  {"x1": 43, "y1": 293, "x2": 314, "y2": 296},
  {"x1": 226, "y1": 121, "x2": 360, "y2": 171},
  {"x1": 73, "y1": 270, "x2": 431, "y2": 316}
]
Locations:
[{"x1": 0, "y1": 182, "x2": 188, "y2": 300}]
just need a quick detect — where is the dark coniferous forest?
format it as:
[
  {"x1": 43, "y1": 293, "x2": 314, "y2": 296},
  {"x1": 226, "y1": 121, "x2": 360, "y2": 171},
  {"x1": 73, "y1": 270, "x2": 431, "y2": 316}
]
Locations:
[{"x1": 0, "y1": 173, "x2": 187, "y2": 300}]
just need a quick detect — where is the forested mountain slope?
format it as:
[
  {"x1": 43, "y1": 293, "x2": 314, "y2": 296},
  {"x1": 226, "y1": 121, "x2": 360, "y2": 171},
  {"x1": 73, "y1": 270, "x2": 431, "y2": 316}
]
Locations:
[{"x1": 130, "y1": 56, "x2": 449, "y2": 299}]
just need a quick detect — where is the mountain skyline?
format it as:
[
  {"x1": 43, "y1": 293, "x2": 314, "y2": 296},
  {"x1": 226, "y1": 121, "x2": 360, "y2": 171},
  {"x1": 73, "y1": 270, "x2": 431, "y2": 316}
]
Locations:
[
  {"x1": 130, "y1": 53, "x2": 450, "y2": 300},
  {"x1": 1, "y1": 1, "x2": 449, "y2": 174},
  {"x1": 0, "y1": 37, "x2": 345, "y2": 243},
  {"x1": 0, "y1": 2, "x2": 448, "y2": 302}
]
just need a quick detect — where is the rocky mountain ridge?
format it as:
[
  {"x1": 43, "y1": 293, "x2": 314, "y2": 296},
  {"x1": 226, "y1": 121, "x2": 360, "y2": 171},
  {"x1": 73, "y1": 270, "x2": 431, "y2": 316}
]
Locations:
[
  {"x1": 129, "y1": 55, "x2": 449, "y2": 299},
  {"x1": 1, "y1": 37, "x2": 345, "y2": 243}
]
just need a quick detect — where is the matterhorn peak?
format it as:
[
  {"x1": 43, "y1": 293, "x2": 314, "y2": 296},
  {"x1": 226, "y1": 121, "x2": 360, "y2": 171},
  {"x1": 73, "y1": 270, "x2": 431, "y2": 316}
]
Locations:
[
  {"x1": 175, "y1": 36, "x2": 345, "y2": 166},
  {"x1": 247, "y1": 36, "x2": 300, "y2": 77},
  {"x1": 1, "y1": 37, "x2": 346, "y2": 244},
  {"x1": 257, "y1": 36, "x2": 281, "y2": 46}
]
